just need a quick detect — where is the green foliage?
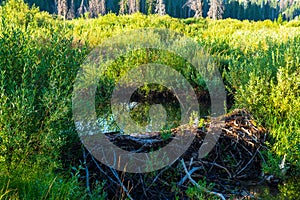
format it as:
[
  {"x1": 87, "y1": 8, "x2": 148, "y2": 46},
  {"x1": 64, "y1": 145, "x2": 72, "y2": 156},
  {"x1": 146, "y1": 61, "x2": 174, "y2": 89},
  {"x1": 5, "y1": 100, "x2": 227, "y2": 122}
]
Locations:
[
  {"x1": 0, "y1": 166, "x2": 106, "y2": 200},
  {"x1": 186, "y1": 178, "x2": 218, "y2": 200},
  {"x1": 0, "y1": 1, "x2": 91, "y2": 199},
  {"x1": 1, "y1": 0, "x2": 300, "y2": 199},
  {"x1": 0, "y1": 14, "x2": 83, "y2": 170},
  {"x1": 277, "y1": 13, "x2": 283, "y2": 25},
  {"x1": 285, "y1": 19, "x2": 300, "y2": 27},
  {"x1": 231, "y1": 36, "x2": 300, "y2": 171},
  {"x1": 161, "y1": 130, "x2": 172, "y2": 140},
  {"x1": 278, "y1": 177, "x2": 300, "y2": 200}
]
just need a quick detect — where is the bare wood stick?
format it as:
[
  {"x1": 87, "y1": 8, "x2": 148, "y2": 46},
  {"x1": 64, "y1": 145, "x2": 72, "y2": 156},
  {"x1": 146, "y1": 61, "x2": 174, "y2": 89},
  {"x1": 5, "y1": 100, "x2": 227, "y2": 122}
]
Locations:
[
  {"x1": 178, "y1": 166, "x2": 203, "y2": 186},
  {"x1": 241, "y1": 127, "x2": 252, "y2": 136},
  {"x1": 239, "y1": 143, "x2": 253, "y2": 156},
  {"x1": 149, "y1": 167, "x2": 169, "y2": 188},
  {"x1": 90, "y1": 155, "x2": 118, "y2": 185},
  {"x1": 236, "y1": 148, "x2": 259, "y2": 176},
  {"x1": 257, "y1": 148, "x2": 266, "y2": 165},
  {"x1": 201, "y1": 161, "x2": 232, "y2": 178},
  {"x1": 222, "y1": 127, "x2": 233, "y2": 134},
  {"x1": 188, "y1": 157, "x2": 194, "y2": 170},
  {"x1": 110, "y1": 168, "x2": 134, "y2": 200},
  {"x1": 180, "y1": 159, "x2": 226, "y2": 200},
  {"x1": 82, "y1": 146, "x2": 91, "y2": 194},
  {"x1": 139, "y1": 174, "x2": 149, "y2": 198}
]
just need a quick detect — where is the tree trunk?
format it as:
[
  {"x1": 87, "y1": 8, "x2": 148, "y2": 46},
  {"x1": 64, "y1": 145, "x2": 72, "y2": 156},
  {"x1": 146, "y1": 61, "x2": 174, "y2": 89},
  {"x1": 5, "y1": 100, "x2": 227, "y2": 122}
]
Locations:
[{"x1": 155, "y1": 0, "x2": 166, "y2": 15}]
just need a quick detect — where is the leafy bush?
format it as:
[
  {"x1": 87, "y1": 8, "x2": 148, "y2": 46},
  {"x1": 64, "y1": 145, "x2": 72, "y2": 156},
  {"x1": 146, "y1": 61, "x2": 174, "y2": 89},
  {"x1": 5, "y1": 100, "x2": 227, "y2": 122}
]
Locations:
[
  {"x1": 231, "y1": 36, "x2": 300, "y2": 175},
  {"x1": 0, "y1": 1, "x2": 91, "y2": 199},
  {"x1": 1, "y1": 0, "x2": 300, "y2": 199}
]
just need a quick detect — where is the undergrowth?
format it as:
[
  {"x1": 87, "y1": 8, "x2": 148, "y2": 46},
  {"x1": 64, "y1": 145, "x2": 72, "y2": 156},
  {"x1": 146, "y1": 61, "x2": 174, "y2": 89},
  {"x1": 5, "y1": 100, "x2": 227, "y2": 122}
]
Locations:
[{"x1": 0, "y1": 0, "x2": 299, "y2": 199}]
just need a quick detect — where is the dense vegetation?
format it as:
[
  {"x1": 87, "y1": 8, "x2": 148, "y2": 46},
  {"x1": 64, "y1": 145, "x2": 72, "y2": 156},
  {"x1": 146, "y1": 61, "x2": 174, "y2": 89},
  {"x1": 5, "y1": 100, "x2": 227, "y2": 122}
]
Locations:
[
  {"x1": 0, "y1": 0, "x2": 299, "y2": 20},
  {"x1": 0, "y1": 0, "x2": 299, "y2": 199}
]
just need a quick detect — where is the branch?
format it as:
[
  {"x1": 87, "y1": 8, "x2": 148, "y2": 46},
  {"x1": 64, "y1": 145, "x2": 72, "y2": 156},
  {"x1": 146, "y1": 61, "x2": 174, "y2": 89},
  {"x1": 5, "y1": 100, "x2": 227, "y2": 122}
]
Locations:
[
  {"x1": 91, "y1": 155, "x2": 118, "y2": 185},
  {"x1": 82, "y1": 146, "x2": 91, "y2": 194},
  {"x1": 178, "y1": 166, "x2": 203, "y2": 186},
  {"x1": 110, "y1": 168, "x2": 134, "y2": 200},
  {"x1": 201, "y1": 161, "x2": 232, "y2": 178},
  {"x1": 236, "y1": 147, "x2": 260, "y2": 176},
  {"x1": 180, "y1": 159, "x2": 226, "y2": 200}
]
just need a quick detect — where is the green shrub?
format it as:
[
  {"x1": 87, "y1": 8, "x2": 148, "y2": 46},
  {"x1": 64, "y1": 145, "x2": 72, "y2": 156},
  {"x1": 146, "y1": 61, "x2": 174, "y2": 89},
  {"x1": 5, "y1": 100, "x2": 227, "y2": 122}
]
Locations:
[
  {"x1": 232, "y1": 36, "x2": 300, "y2": 174},
  {"x1": 0, "y1": 1, "x2": 91, "y2": 198},
  {"x1": 1, "y1": 1, "x2": 300, "y2": 199}
]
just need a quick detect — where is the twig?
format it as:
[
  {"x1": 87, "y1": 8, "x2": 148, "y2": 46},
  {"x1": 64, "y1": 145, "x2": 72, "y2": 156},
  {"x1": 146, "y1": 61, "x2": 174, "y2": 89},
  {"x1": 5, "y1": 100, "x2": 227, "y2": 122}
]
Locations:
[
  {"x1": 222, "y1": 127, "x2": 233, "y2": 134},
  {"x1": 236, "y1": 147, "x2": 259, "y2": 176},
  {"x1": 178, "y1": 166, "x2": 203, "y2": 186},
  {"x1": 241, "y1": 127, "x2": 252, "y2": 136},
  {"x1": 201, "y1": 161, "x2": 232, "y2": 178},
  {"x1": 82, "y1": 146, "x2": 91, "y2": 194},
  {"x1": 257, "y1": 147, "x2": 266, "y2": 165},
  {"x1": 110, "y1": 168, "x2": 134, "y2": 200},
  {"x1": 239, "y1": 142, "x2": 253, "y2": 156},
  {"x1": 147, "y1": 166, "x2": 169, "y2": 189},
  {"x1": 91, "y1": 155, "x2": 118, "y2": 185},
  {"x1": 188, "y1": 157, "x2": 194, "y2": 170},
  {"x1": 180, "y1": 159, "x2": 226, "y2": 200},
  {"x1": 140, "y1": 174, "x2": 149, "y2": 198}
]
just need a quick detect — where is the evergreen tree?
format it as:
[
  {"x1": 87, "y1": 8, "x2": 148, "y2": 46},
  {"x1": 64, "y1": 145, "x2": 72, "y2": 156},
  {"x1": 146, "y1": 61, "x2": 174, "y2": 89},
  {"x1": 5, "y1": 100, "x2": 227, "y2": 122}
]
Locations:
[
  {"x1": 78, "y1": 0, "x2": 88, "y2": 16},
  {"x1": 146, "y1": 0, "x2": 155, "y2": 14},
  {"x1": 3, "y1": 0, "x2": 300, "y2": 20}
]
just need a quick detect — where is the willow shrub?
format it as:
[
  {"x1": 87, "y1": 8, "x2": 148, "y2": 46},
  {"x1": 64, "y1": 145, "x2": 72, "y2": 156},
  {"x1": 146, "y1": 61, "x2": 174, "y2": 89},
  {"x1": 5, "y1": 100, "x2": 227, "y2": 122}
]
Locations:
[
  {"x1": 0, "y1": 1, "x2": 91, "y2": 198},
  {"x1": 231, "y1": 36, "x2": 300, "y2": 177},
  {"x1": 1, "y1": 1, "x2": 300, "y2": 198}
]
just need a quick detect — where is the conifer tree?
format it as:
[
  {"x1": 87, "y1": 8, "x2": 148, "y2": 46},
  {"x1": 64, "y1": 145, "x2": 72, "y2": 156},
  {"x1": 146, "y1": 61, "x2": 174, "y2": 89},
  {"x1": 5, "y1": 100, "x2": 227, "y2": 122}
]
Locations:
[{"x1": 119, "y1": 0, "x2": 127, "y2": 14}]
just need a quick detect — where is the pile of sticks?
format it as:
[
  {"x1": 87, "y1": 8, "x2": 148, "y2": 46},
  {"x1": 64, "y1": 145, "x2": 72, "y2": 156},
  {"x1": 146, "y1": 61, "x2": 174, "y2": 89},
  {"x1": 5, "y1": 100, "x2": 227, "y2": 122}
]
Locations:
[{"x1": 81, "y1": 109, "x2": 270, "y2": 199}]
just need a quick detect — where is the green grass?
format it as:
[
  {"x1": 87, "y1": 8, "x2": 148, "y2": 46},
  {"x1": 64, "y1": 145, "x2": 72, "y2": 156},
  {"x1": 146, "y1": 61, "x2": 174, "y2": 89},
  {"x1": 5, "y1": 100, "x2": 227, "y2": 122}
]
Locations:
[{"x1": 0, "y1": 166, "x2": 106, "y2": 200}]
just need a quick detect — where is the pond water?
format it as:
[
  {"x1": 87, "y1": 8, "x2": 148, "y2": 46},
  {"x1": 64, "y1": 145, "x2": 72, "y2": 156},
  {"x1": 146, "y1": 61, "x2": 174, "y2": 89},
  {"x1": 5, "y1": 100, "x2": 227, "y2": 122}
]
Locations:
[{"x1": 96, "y1": 100, "x2": 210, "y2": 135}]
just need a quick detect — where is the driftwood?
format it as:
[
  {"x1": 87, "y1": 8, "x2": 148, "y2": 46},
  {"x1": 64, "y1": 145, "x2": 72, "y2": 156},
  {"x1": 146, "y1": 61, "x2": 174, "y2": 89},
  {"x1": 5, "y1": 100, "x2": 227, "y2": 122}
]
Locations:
[{"x1": 77, "y1": 109, "x2": 274, "y2": 199}]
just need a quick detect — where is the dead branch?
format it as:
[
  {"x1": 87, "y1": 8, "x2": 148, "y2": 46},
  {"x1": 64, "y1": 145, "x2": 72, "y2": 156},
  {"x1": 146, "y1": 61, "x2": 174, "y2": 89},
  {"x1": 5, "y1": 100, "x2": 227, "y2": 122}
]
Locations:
[
  {"x1": 82, "y1": 146, "x2": 91, "y2": 194},
  {"x1": 181, "y1": 159, "x2": 226, "y2": 200},
  {"x1": 110, "y1": 168, "x2": 134, "y2": 200}
]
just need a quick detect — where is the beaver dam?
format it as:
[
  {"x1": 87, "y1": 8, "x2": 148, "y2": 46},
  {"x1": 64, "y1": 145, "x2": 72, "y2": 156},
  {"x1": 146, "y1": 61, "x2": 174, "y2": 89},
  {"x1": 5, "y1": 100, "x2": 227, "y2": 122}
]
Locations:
[{"x1": 74, "y1": 109, "x2": 280, "y2": 199}]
